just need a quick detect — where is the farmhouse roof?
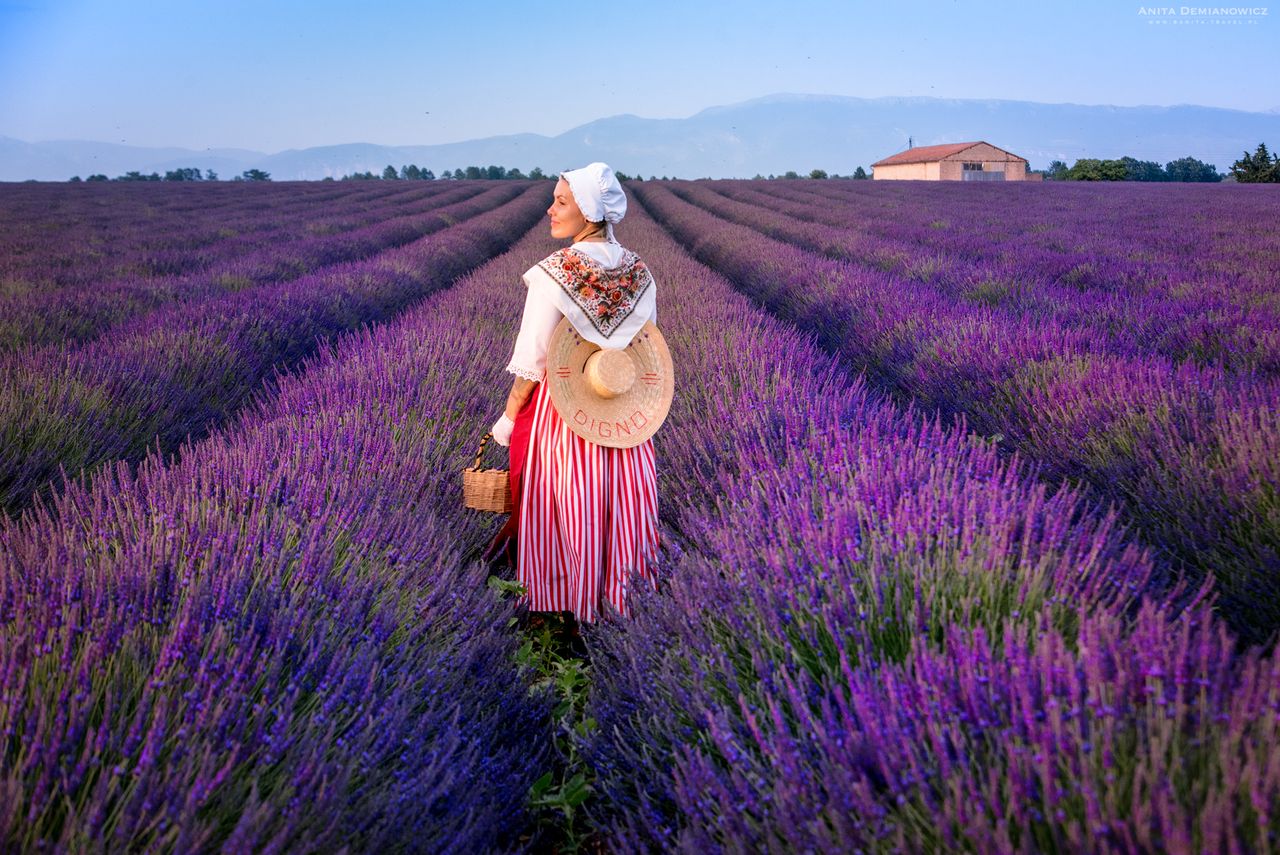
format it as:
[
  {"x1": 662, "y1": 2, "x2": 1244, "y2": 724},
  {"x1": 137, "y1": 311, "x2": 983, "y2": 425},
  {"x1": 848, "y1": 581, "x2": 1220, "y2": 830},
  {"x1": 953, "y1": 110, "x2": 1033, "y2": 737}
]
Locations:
[{"x1": 871, "y1": 141, "x2": 1027, "y2": 167}]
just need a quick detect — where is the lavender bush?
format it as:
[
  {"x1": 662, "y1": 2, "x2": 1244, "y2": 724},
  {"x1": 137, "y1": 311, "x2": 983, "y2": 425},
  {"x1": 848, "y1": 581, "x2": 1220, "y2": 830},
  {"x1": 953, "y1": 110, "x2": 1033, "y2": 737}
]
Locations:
[
  {"x1": 0, "y1": 184, "x2": 546, "y2": 517},
  {"x1": 780, "y1": 177, "x2": 1278, "y2": 308},
  {"x1": 578, "y1": 192, "x2": 1279, "y2": 853},
  {"x1": 0, "y1": 181, "x2": 425, "y2": 295},
  {"x1": 4, "y1": 176, "x2": 1276, "y2": 852},
  {"x1": 675, "y1": 180, "x2": 1280, "y2": 377},
  {"x1": 668, "y1": 600, "x2": 1278, "y2": 853},
  {"x1": 0, "y1": 182, "x2": 493, "y2": 352},
  {"x1": 631, "y1": 179, "x2": 1280, "y2": 645},
  {"x1": 0, "y1": 210, "x2": 566, "y2": 851}
]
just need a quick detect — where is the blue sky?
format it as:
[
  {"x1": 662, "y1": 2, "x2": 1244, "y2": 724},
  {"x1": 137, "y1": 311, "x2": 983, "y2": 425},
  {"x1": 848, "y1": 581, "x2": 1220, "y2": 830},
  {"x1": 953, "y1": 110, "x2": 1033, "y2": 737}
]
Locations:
[{"x1": 1, "y1": 0, "x2": 1275, "y2": 151}]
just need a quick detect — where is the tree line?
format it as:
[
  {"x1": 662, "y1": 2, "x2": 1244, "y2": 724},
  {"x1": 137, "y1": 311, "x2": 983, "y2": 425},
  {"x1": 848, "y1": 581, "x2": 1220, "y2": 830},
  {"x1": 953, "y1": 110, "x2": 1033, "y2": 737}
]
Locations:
[
  {"x1": 1041, "y1": 143, "x2": 1278, "y2": 183},
  {"x1": 69, "y1": 168, "x2": 270, "y2": 182},
  {"x1": 750, "y1": 168, "x2": 871, "y2": 180},
  {"x1": 340, "y1": 164, "x2": 548, "y2": 181},
  {"x1": 338, "y1": 164, "x2": 873, "y2": 181},
  {"x1": 60, "y1": 144, "x2": 1275, "y2": 184}
]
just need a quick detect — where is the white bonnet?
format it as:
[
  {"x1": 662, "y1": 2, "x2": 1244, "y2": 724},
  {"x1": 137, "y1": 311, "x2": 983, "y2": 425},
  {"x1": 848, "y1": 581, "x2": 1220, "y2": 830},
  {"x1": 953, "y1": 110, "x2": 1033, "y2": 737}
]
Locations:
[{"x1": 559, "y1": 161, "x2": 627, "y2": 243}]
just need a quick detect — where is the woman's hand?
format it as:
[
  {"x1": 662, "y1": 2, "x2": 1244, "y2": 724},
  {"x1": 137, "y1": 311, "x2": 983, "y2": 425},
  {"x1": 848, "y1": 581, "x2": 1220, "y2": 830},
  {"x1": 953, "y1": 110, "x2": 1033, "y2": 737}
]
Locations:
[
  {"x1": 491, "y1": 414, "x2": 515, "y2": 446},
  {"x1": 492, "y1": 376, "x2": 536, "y2": 447}
]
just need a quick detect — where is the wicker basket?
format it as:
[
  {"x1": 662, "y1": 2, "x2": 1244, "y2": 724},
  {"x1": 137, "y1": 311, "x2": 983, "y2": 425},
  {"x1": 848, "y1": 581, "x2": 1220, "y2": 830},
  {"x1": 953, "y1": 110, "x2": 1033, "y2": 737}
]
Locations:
[{"x1": 463, "y1": 432, "x2": 512, "y2": 513}]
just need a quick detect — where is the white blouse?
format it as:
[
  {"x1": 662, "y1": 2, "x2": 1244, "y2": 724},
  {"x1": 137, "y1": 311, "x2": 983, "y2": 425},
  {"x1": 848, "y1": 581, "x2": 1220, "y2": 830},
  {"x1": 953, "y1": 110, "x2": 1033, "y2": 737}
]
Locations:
[{"x1": 505, "y1": 240, "x2": 658, "y2": 383}]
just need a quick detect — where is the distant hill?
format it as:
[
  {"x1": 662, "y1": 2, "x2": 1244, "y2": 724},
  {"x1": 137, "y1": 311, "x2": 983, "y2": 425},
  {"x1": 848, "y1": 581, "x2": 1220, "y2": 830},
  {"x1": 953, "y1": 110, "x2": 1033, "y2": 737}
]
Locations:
[{"x1": 4, "y1": 93, "x2": 1278, "y2": 181}]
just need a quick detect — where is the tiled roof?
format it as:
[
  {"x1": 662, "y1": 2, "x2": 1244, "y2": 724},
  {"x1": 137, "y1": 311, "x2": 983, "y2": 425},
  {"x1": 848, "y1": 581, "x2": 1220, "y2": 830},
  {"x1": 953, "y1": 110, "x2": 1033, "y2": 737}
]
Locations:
[{"x1": 871, "y1": 141, "x2": 1024, "y2": 167}]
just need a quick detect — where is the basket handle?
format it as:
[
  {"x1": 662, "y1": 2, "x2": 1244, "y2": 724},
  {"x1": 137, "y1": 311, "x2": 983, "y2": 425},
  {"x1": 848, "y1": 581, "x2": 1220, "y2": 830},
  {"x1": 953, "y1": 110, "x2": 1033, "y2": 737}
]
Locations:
[{"x1": 471, "y1": 432, "x2": 496, "y2": 471}]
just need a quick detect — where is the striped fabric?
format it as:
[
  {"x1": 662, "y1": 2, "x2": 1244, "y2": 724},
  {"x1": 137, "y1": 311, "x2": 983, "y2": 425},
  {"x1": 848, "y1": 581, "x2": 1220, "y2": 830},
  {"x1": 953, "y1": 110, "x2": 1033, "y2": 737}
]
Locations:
[{"x1": 516, "y1": 377, "x2": 660, "y2": 623}]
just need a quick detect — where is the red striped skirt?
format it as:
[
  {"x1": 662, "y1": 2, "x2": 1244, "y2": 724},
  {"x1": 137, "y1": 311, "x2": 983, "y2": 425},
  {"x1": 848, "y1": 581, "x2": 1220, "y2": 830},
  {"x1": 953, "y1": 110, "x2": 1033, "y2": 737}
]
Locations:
[{"x1": 513, "y1": 378, "x2": 660, "y2": 623}]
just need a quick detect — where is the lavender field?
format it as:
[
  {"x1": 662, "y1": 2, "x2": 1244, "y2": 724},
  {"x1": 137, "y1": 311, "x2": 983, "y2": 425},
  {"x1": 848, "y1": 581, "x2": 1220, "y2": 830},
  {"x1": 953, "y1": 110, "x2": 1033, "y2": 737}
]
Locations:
[{"x1": 2, "y1": 180, "x2": 1277, "y2": 852}]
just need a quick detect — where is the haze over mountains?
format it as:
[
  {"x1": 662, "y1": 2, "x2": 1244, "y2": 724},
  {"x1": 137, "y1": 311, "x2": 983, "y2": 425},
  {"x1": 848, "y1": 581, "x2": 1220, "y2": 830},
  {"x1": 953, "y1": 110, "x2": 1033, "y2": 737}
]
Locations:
[{"x1": 4, "y1": 93, "x2": 1278, "y2": 181}]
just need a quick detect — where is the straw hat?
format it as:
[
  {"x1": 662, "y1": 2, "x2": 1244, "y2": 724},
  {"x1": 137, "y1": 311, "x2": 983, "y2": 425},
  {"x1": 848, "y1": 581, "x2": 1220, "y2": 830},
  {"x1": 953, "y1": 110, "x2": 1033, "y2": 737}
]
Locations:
[{"x1": 545, "y1": 317, "x2": 674, "y2": 448}]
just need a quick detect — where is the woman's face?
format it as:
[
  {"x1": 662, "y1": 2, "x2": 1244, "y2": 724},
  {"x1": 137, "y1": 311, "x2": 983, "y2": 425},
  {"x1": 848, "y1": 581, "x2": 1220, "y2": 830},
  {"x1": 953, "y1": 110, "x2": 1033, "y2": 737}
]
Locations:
[{"x1": 547, "y1": 178, "x2": 588, "y2": 240}]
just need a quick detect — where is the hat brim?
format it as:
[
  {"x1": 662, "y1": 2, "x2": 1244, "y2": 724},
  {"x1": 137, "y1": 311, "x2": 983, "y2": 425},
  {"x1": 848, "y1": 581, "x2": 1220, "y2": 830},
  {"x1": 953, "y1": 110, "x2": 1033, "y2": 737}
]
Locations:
[{"x1": 545, "y1": 318, "x2": 674, "y2": 449}]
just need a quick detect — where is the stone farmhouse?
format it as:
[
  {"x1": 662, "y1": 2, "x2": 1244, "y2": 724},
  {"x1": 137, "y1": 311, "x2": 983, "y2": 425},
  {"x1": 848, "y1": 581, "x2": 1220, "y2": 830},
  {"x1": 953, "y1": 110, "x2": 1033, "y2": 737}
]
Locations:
[{"x1": 871, "y1": 141, "x2": 1037, "y2": 181}]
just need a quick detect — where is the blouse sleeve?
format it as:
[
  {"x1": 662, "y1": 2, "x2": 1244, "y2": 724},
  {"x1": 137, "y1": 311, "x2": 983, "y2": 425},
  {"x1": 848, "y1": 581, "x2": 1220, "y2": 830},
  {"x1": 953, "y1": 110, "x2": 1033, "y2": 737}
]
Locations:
[{"x1": 505, "y1": 269, "x2": 563, "y2": 382}]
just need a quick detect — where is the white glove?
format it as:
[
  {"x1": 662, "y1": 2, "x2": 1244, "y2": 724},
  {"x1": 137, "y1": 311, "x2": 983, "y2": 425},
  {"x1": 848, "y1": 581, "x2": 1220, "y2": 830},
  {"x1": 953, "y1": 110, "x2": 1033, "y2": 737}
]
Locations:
[{"x1": 491, "y1": 414, "x2": 515, "y2": 447}]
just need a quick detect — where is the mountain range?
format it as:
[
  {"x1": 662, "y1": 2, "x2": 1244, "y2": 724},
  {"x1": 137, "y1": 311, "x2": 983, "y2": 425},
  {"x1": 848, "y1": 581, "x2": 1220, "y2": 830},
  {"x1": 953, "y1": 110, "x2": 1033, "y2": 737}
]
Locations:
[{"x1": 3, "y1": 93, "x2": 1278, "y2": 181}]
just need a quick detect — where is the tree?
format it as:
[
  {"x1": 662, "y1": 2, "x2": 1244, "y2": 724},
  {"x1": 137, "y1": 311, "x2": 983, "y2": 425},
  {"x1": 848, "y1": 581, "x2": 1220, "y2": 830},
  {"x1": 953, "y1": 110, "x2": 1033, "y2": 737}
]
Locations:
[
  {"x1": 206, "y1": 170, "x2": 219, "y2": 181},
  {"x1": 485, "y1": 165, "x2": 505, "y2": 180},
  {"x1": 808, "y1": 169, "x2": 828, "y2": 179},
  {"x1": 1164, "y1": 157, "x2": 1220, "y2": 183},
  {"x1": 464, "y1": 166, "x2": 483, "y2": 180},
  {"x1": 1230, "y1": 143, "x2": 1279, "y2": 183},
  {"x1": 164, "y1": 167, "x2": 204, "y2": 181},
  {"x1": 382, "y1": 164, "x2": 399, "y2": 180},
  {"x1": 401, "y1": 164, "x2": 420, "y2": 180},
  {"x1": 1045, "y1": 160, "x2": 1069, "y2": 180},
  {"x1": 782, "y1": 170, "x2": 800, "y2": 179},
  {"x1": 69, "y1": 175, "x2": 82, "y2": 182},
  {"x1": 1065, "y1": 158, "x2": 1126, "y2": 181},
  {"x1": 853, "y1": 166, "x2": 869, "y2": 180},
  {"x1": 507, "y1": 167, "x2": 525, "y2": 179},
  {"x1": 529, "y1": 167, "x2": 546, "y2": 180},
  {"x1": 86, "y1": 173, "x2": 109, "y2": 182},
  {"x1": 1119, "y1": 156, "x2": 1165, "y2": 182},
  {"x1": 241, "y1": 168, "x2": 271, "y2": 181}
]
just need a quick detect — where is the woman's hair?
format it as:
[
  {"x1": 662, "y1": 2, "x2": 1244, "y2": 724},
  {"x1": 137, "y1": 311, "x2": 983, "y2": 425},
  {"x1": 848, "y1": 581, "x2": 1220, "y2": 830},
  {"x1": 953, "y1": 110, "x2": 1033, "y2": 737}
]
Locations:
[{"x1": 577, "y1": 219, "x2": 608, "y2": 241}]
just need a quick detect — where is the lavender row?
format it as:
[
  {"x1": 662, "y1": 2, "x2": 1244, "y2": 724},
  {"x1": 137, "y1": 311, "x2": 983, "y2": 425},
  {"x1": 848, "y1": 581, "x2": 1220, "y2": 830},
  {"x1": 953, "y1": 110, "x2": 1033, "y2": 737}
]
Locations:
[
  {"x1": 0, "y1": 184, "x2": 547, "y2": 518},
  {"x1": 725, "y1": 179, "x2": 1280, "y2": 363},
  {"x1": 1, "y1": 183, "x2": 496, "y2": 354},
  {"x1": 0, "y1": 210, "x2": 568, "y2": 851},
  {"x1": 76, "y1": 183, "x2": 464, "y2": 285},
  {"x1": 0, "y1": 180, "x2": 364, "y2": 288},
  {"x1": 675, "y1": 180, "x2": 1280, "y2": 377},
  {"x1": 787, "y1": 177, "x2": 1280, "y2": 354},
  {"x1": 791, "y1": 177, "x2": 1280, "y2": 295},
  {"x1": 720, "y1": 178, "x2": 1280, "y2": 312},
  {"x1": 580, "y1": 193, "x2": 1279, "y2": 852},
  {"x1": 0, "y1": 182, "x2": 493, "y2": 352},
  {"x1": 632, "y1": 179, "x2": 1280, "y2": 645},
  {"x1": 0, "y1": 180, "x2": 424, "y2": 291},
  {"x1": 51, "y1": 183, "x2": 465, "y2": 287}
]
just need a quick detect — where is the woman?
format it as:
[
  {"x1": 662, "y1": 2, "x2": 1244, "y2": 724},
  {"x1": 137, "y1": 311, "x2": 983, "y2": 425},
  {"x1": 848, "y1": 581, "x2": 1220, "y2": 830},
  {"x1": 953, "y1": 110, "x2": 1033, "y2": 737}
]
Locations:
[{"x1": 483, "y1": 162, "x2": 663, "y2": 626}]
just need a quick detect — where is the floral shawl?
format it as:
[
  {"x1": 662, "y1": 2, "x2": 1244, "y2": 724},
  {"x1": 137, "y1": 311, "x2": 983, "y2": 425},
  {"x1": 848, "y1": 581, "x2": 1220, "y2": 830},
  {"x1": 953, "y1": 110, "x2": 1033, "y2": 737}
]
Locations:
[{"x1": 536, "y1": 247, "x2": 655, "y2": 340}]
